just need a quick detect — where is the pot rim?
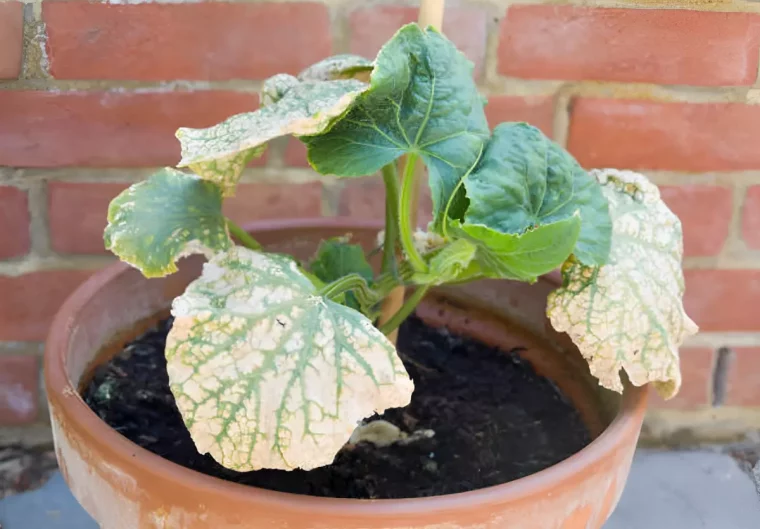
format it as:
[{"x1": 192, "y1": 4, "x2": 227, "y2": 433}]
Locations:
[{"x1": 45, "y1": 216, "x2": 647, "y2": 516}]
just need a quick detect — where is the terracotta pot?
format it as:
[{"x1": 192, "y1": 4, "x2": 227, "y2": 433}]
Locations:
[{"x1": 45, "y1": 218, "x2": 647, "y2": 529}]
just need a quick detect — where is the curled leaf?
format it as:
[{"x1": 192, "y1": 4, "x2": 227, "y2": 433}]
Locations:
[
  {"x1": 103, "y1": 168, "x2": 230, "y2": 278},
  {"x1": 166, "y1": 247, "x2": 413, "y2": 471},
  {"x1": 261, "y1": 74, "x2": 300, "y2": 107},
  {"x1": 447, "y1": 123, "x2": 610, "y2": 282},
  {"x1": 176, "y1": 79, "x2": 368, "y2": 196},
  {"x1": 547, "y1": 169, "x2": 699, "y2": 398},
  {"x1": 298, "y1": 54, "x2": 373, "y2": 82}
]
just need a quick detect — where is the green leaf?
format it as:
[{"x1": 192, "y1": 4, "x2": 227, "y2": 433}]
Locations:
[
  {"x1": 103, "y1": 168, "x2": 231, "y2": 278},
  {"x1": 304, "y1": 24, "x2": 489, "y2": 230},
  {"x1": 309, "y1": 238, "x2": 374, "y2": 312},
  {"x1": 547, "y1": 169, "x2": 699, "y2": 399},
  {"x1": 455, "y1": 123, "x2": 611, "y2": 272},
  {"x1": 412, "y1": 238, "x2": 479, "y2": 285},
  {"x1": 452, "y1": 215, "x2": 581, "y2": 282},
  {"x1": 176, "y1": 79, "x2": 368, "y2": 196},
  {"x1": 166, "y1": 247, "x2": 414, "y2": 471},
  {"x1": 310, "y1": 237, "x2": 374, "y2": 284},
  {"x1": 298, "y1": 54, "x2": 373, "y2": 82},
  {"x1": 443, "y1": 123, "x2": 610, "y2": 282}
]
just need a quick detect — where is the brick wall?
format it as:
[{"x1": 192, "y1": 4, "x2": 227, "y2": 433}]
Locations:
[{"x1": 1, "y1": 0, "x2": 759, "y2": 443}]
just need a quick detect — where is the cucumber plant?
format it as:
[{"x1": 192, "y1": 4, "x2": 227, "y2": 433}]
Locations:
[{"x1": 104, "y1": 24, "x2": 698, "y2": 472}]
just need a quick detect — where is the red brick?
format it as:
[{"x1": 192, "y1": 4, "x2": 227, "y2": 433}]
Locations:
[
  {"x1": 499, "y1": 6, "x2": 760, "y2": 86},
  {"x1": 284, "y1": 139, "x2": 310, "y2": 168},
  {"x1": 0, "y1": 269, "x2": 94, "y2": 341},
  {"x1": 0, "y1": 91, "x2": 258, "y2": 167},
  {"x1": 224, "y1": 183, "x2": 324, "y2": 225},
  {"x1": 0, "y1": 186, "x2": 30, "y2": 259},
  {"x1": 725, "y1": 347, "x2": 760, "y2": 406},
  {"x1": 339, "y1": 176, "x2": 433, "y2": 226},
  {"x1": 485, "y1": 95, "x2": 555, "y2": 138},
  {"x1": 741, "y1": 186, "x2": 760, "y2": 250},
  {"x1": 349, "y1": 5, "x2": 487, "y2": 79},
  {"x1": 339, "y1": 178, "x2": 385, "y2": 220},
  {"x1": 683, "y1": 270, "x2": 760, "y2": 332},
  {"x1": 0, "y1": 356, "x2": 39, "y2": 425},
  {"x1": 651, "y1": 347, "x2": 713, "y2": 409},
  {"x1": 45, "y1": 3, "x2": 331, "y2": 81},
  {"x1": 49, "y1": 182, "x2": 129, "y2": 255},
  {"x1": 0, "y1": 2, "x2": 23, "y2": 79},
  {"x1": 659, "y1": 185, "x2": 732, "y2": 257},
  {"x1": 568, "y1": 99, "x2": 760, "y2": 171}
]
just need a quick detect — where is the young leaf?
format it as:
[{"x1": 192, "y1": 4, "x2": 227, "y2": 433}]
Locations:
[
  {"x1": 176, "y1": 79, "x2": 368, "y2": 196},
  {"x1": 103, "y1": 168, "x2": 231, "y2": 278},
  {"x1": 304, "y1": 24, "x2": 489, "y2": 230},
  {"x1": 310, "y1": 238, "x2": 374, "y2": 284},
  {"x1": 447, "y1": 123, "x2": 610, "y2": 282},
  {"x1": 298, "y1": 54, "x2": 373, "y2": 82},
  {"x1": 412, "y1": 238, "x2": 479, "y2": 285},
  {"x1": 547, "y1": 169, "x2": 699, "y2": 399},
  {"x1": 309, "y1": 238, "x2": 375, "y2": 312},
  {"x1": 166, "y1": 247, "x2": 414, "y2": 471}
]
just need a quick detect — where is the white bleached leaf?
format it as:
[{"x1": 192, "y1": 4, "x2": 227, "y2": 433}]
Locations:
[
  {"x1": 547, "y1": 169, "x2": 699, "y2": 398},
  {"x1": 165, "y1": 247, "x2": 413, "y2": 471},
  {"x1": 176, "y1": 79, "x2": 368, "y2": 196}
]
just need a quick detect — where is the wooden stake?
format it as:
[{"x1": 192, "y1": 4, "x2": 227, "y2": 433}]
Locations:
[
  {"x1": 379, "y1": 0, "x2": 446, "y2": 344},
  {"x1": 418, "y1": 0, "x2": 446, "y2": 29}
]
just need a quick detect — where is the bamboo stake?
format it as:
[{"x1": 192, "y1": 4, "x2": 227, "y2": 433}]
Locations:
[
  {"x1": 418, "y1": 0, "x2": 446, "y2": 29},
  {"x1": 379, "y1": 0, "x2": 446, "y2": 344}
]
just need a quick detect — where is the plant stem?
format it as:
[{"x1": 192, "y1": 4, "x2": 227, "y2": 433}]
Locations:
[
  {"x1": 379, "y1": 285, "x2": 431, "y2": 335},
  {"x1": 319, "y1": 273, "x2": 378, "y2": 304},
  {"x1": 378, "y1": 161, "x2": 406, "y2": 343},
  {"x1": 380, "y1": 163, "x2": 400, "y2": 276},
  {"x1": 379, "y1": 0, "x2": 445, "y2": 343},
  {"x1": 226, "y1": 219, "x2": 262, "y2": 250},
  {"x1": 399, "y1": 153, "x2": 427, "y2": 272}
]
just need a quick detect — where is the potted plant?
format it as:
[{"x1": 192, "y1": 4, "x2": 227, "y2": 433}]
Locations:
[{"x1": 44, "y1": 6, "x2": 697, "y2": 528}]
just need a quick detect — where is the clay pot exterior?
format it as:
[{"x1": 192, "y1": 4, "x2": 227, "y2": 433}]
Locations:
[{"x1": 45, "y1": 218, "x2": 648, "y2": 529}]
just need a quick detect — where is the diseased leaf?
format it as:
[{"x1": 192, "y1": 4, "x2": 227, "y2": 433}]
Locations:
[
  {"x1": 298, "y1": 54, "x2": 373, "y2": 82},
  {"x1": 447, "y1": 123, "x2": 609, "y2": 281},
  {"x1": 412, "y1": 238, "x2": 479, "y2": 285},
  {"x1": 103, "y1": 168, "x2": 231, "y2": 278},
  {"x1": 166, "y1": 247, "x2": 414, "y2": 471},
  {"x1": 261, "y1": 74, "x2": 300, "y2": 107},
  {"x1": 176, "y1": 79, "x2": 368, "y2": 196},
  {"x1": 309, "y1": 238, "x2": 375, "y2": 312},
  {"x1": 304, "y1": 24, "x2": 489, "y2": 230},
  {"x1": 547, "y1": 169, "x2": 699, "y2": 399}
]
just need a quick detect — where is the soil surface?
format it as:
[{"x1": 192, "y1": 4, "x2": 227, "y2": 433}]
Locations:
[{"x1": 83, "y1": 315, "x2": 590, "y2": 499}]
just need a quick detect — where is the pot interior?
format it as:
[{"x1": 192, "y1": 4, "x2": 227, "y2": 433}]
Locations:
[{"x1": 65, "y1": 220, "x2": 620, "y2": 447}]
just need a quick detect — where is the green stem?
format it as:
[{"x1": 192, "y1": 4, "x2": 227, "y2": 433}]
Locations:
[
  {"x1": 226, "y1": 219, "x2": 262, "y2": 250},
  {"x1": 381, "y1": 163, "x2": 401, "y2": 276},
  {"x1": 319, "y1": 274, "x2": 379, "y2": 305},
  {"x1": 379, "y1": 285, "x2": 430, "y2": 335},
  {"x1": 399, "y1": 153, "x2": 427, "y2": 273}
]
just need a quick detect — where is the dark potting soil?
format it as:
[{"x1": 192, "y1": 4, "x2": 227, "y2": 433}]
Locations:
[{"x1": 82, "y1": 315, "x2": 590, "y2": 499}]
